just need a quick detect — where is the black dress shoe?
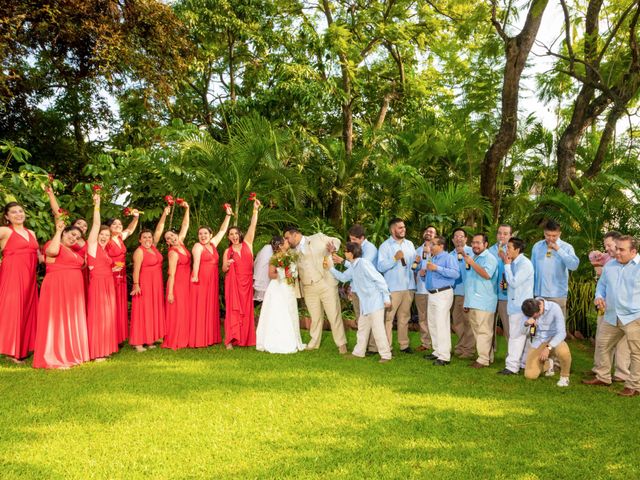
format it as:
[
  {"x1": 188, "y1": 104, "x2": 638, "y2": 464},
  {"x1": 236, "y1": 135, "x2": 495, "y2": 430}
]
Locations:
[
  {"x1": 365, "y1": 351, "x2": 377, "y2": 356},
  {"x1": 423, "y1": 353, "x2": 438, "y2": 360},
  {"x1": 433, "y1": 359, "x2": 450, "y2": 366},
  {"x1": 497, "y1": 368, "x2": 517, "y2": 375},
  {"x1": 400, "y1": 347, "x2": 414, "y2": 354}
]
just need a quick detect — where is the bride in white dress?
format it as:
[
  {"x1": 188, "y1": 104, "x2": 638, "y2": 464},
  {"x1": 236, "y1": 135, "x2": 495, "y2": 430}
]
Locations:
[{"x1": 256, "y1": 236, "x2": 306, "y2": 354}]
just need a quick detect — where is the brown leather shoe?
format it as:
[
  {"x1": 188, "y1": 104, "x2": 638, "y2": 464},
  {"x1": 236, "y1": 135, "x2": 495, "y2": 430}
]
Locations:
[
  {"x1": 415, "y1": 345, "x2": 429, "y2": 352},
  {"x1": 617, "y1": 388, "x2": 640, "y2": 397},
  {"x1": 582, "y1": 378, "x2": 611, "y2": 386},
  {"x1": 469, "y1": 361, "x2": 487, "y2": 369}
]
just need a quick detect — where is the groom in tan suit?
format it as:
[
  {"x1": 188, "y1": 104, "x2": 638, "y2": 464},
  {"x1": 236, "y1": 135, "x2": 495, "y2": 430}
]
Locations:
[{"x1": 284, "y1": 227, "x2": 348, "y2": 353}]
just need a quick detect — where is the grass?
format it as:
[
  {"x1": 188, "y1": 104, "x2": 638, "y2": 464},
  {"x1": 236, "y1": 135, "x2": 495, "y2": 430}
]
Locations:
[{"x1": 1, "y1": 330, "x2": 638, "y2": 480}]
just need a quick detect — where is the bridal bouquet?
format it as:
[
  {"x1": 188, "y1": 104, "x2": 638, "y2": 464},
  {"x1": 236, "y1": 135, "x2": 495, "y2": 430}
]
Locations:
[{"x1": 270, "y1": 251, "x2": 300, "y2": 285}]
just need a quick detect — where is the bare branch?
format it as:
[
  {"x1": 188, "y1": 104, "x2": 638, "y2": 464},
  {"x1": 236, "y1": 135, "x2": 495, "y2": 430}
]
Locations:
[
  {"x1": 489, "y1": 0, "x2": 509, "y2": 42},
  {"x1": 597, "y1": 1, "x2": 637, "y2": 65},
  {"x1": 559, "y1": 0, "x2": 575, "y2": 73}
]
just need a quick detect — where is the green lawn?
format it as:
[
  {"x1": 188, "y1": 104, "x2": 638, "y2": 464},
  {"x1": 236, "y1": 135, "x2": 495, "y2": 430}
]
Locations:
[{"x1": 1, "y1": 331, "x2": 638, "y2": 479}]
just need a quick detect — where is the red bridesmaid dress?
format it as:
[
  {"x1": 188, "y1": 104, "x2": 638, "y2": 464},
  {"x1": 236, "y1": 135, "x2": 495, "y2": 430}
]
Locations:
[
  {"x1": 105, "y1": 235, "x2": 128, "y2": 344},
  {"x1": 33, "y1": 243, "x2": 89, "y2": 369},
  {"x1": 72, "y1": 241, "x2": 89, "y2": 300},
  {"x1": 0, "y1": 227, "x2": 38, "y2": 359},
  {"x1": 189, "y1": 245, "x2": 221, "y2": 347},
  {"x1": 130, "y1": 245, "x2": 165, "y2": 346},
  {"x1": 224, "y1": 242, "x2": 255, "y2": 347},
  {"x1": 163, "y1": 246, "x2": 191, "y2": 350},
  {"x1": 87, "y1": 245, "x2": 118, "y2": 359}
]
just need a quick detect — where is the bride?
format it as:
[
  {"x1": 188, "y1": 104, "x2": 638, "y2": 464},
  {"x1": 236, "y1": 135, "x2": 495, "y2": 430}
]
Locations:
[{"x1": 256, "y1": 236, "x2": 306, "y2": 354}]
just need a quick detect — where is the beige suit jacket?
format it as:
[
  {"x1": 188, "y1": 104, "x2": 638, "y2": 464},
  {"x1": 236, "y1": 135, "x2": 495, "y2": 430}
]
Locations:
[{"x1": 297, "y1": 233, "x2": 341, "y2": 289}]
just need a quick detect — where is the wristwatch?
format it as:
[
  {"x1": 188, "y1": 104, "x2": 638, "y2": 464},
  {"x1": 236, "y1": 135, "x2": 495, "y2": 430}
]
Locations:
[{"x1": 546, "y1": 344, "x2": 552, "y2": 351}]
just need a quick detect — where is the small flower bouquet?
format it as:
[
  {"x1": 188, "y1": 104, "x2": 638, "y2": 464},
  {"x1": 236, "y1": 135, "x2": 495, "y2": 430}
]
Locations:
[{"x1": 270, "y1": 250, "x2": 300, "y2": 285}]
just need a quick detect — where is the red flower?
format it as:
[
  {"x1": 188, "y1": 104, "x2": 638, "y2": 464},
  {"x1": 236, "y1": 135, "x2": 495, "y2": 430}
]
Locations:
[
  {"x1": 176, "y1": 197, "x2": 184, "y2": 205},
  {"x1": 92, "y1": 184, "x2": 102, "y2": 192},
  {"x1": 164, "y1": 195, "x2": 175, "y2": 206},
  {"x1": 222, "y1": 202, "x2": 231, "y2": 211},
  {"x1": 48, "y1": 173, "x2": 55, "y2": 183},
  {"x1": 248, "y1": 192, "x2": 257, "y2": 202},
  {"x1": 123, "y1": 207, "x2": 132, "y2": 217}
]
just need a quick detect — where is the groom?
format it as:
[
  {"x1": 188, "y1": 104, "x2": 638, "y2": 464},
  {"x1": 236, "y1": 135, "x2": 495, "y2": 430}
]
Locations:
[{"x1": 284, "y1": 227, "x2": 348, "y2": 353}]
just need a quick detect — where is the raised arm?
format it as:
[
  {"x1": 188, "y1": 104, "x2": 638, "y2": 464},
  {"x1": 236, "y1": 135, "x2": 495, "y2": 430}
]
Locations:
[
  {"x1": 243, "y1": 199, "x2": 261, "y2": 249},
  {"x1": 45, "y1": 186, "x2": 62, "y2": 219},
  {"x1": 211, "y1": 205, "x2": 233, "y2": 247},
  {"x1": 178, "y1": 202, "x2": 190, "y2": 243},
  {"x1": 87, "y1": 194, "x2": 101, "y2": 258},
  {"x1": 122, "y1": 210, "x2": 140, "y2": 240},
  {"x1": 45, "y1": 220, "x2": 66, "y2": 257},
  {"x1": 153, "y1": 206, "x2": 171, "y2": 246}
]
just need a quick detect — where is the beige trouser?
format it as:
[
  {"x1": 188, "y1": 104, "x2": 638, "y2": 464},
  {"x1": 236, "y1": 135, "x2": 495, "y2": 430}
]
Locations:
[
  {"x1": 593, "y1": 317, "x2": 640, "y2": 390},
  {"x1": 593, "y1": 314, "x2": 630, "y2": 380},
  {"x1": 351, "y1": 292, "x2": 360, "y2": 325},
  {"x1": 451, "y1": 295, "x2": 474, "y2": 357},
  {"x1": 543, "y1": 297, "x2": 567, "y2": 320},
  {"x1": 427, "y1": 289, "x2": 454, "y2": 362},
  {"x1": 415, "y1": 293, "x2": 432, "y2": 349},
  {"x1": 369, "y1": 290, "x2": 414, "y2": 351},
  {"x1": 525, "y1": 341, "x2": 572, "y2": 379},
  {"x1": 353, "y1": 309, "x2": 391, "y2": 360},
  {"x1": 495, "y1": 299, "x2": 509, "y2": 348},
  {"x1": 303, "y1": 281, "x2": 347, "y2": 350},
  {"x1": 468, "y1": 309, "x2": 495, "y2": 366}
]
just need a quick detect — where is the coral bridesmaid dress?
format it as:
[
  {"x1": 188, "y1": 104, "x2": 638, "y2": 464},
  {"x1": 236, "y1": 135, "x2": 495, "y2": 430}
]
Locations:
[
  {"x1": 130, "y1": 246, "x2": 165, "y2": 346},
  {"x1": 163, "y1": 246, "x2": 191, "y2": 350},
  {"x1": 105, "y1": 235, "x2": 128, "y2": 343},
  {"x1": 33, "y1": 244, "x2": 89, "y2": 369},
  {"x1": 86, "y1": 245, "x2": 118, "y2": 359},
  {"x1": 72, "y1": 241, "x2": 89, "y2": 300},
  {"x1": 0, "y1": 227, "x2": 38, "y2": 359},
  {"x1": 224, "y1": 242, "x2": 256, "y2": 347},
  {"x1": 189, "y1": 245, "x2": 221, "y2": 347}
]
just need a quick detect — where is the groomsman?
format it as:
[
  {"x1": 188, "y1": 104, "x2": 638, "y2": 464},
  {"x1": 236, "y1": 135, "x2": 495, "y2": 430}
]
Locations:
[
  {"x1": 332, "y1": 224, "x2": 378, "y2": 323},
  {"x1": 497, "y1": 238, "x2": 534, "y2": 375},
  {"x1": 531, "y1": 220, "x2": 579, "y2": 320},
  {"x1": 414, "y1": 226, "x2": 437, "y2": 352},
  {"x1": 421, "y1": 235, "x2": 460, "y2": 365},
  {"x1": 584, "y1": 235, "x2": 640, "y2": 397},
  {"x1": 450, "y1": 228, "x2": 474, "y2": 359},
  {"x1": 377, "y1": 218, "x2": 416, "y2": 353},
  {"x1": 588, "y1": 231, "x2": 629, "y2": 382},
  {"x1": 463, "y1": 234, "x2": 499, "y2": 368},
  {"x1": 489, "y1": 224, "x2": 512, "y2": 344}
]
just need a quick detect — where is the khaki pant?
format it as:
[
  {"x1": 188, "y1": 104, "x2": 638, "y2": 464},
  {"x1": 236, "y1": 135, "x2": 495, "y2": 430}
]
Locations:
[
  {"x1": 468, "y1": 309, "x2": 495, "y2": 366},
  {"x1": 593, "y1": 317, "x2": 640, "y2": 390},
  {"x1": 353, "y1": 309, "x2": 391, "y2": 360},
  {"x1": 427, "y1": 288, "x2": 454, "y2": 362},
  {"x1": 543, "y1": 297, "x2": 567, "y2": 320},
  {"x1": 369, "y1": 290, "x2": 414, "y2": 351},
  {"x1": 303, "y1": 281, "x2": 347, "y2": 350},
  {"x1": 593, "y1": 314, "x2": 630, "y2": 380},
  {"x1": 495, "y1": 299, "x2": 509, "y2": 347},
  {"x1": 351, "y1": 292, "x2": 361, "y2": 324},
  {"x1": 415, "y1": 293, "x2": 432, "y2": 349},
  {"x1": 451, "y1": 295, "x2": 474, "y2": 357},
  {"x1": 525, "y1": 341, "x2": 572, "y2": 379}
]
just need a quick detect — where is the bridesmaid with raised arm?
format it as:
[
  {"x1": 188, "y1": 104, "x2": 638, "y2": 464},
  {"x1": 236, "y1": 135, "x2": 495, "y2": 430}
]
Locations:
[
  {"x1": 163, "y1": 200, "x2": 191, "y2": 350},
  {"x1": 189, "y1": 205, "x2": 233, "y2": 347},
  {"x1": 46, "y1": 186, "x2": 89, "y2": 293},
  {"x1": 33, "y1": 221, "x2": 89, "y2": 369},
  {"x1": 86, "y1": 193, "x2": 118, "y2": 361},
  {"x1": 222, "y1": 198, "x2": 261, "y2": 349},
  {"x1": 129, "y1": 207, "x2": 170, "y2": 352},
  {"x1": 0, "y1": 202, "x2": 39, "y2": 363},
  {"x1": 105, "y1": 208, "x2": 140, "y2": 344}
]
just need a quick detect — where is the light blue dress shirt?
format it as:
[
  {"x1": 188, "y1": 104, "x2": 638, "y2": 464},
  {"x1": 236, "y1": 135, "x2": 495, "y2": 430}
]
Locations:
[
  {"x1": 414, "y1": 244, "x2": 429, "y2": 295},
  {"x1": 595, "y1": 254, "x2": 640, "y2": 326},
  {"x1": 463, "y1": 250, "x2": 498, "y2": 311},
  {"x1": 531, "y1": 238, "x2": 579, "y2": 298},
  {"x1": 504, "y1": 254, "x2": 535, "y2": 315},
  {"x1": 521, "y1": 299, "x2": 566, "y2": 348},
  {"x1": 330, "y1": 258, "x2": 390, "y2": 316},
  {"x1": 344, "y1": 239, "x2": 377, "y2": 268},
  {"x1": 450, "y1": 246, "x2": 473, "y2": 295},
  {"x1": 488, "y1": 243, "x2": 508, "y2": 301},
  {"x1": 421, "y1": 251, "x2": 460, "y2": 291},
  {"x1": 377, "y1": 237, "x2": 416, "y2": 292}
]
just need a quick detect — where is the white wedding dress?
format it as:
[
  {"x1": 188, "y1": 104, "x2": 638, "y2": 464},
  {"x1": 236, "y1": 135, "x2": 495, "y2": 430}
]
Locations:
[{"x1": 256, "y1": 266, "x2": 306, "y2": 354}]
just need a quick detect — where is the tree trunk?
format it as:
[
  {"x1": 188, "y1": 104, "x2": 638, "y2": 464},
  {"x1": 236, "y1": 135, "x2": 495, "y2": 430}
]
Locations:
[{"x1": 480, "y1": 0, "x2": 549, "y2": 215}]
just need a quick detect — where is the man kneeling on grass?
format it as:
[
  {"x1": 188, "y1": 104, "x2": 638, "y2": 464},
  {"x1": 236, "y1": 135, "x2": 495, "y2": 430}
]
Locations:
[
  {"x1": 521, "y1": 298, "x2": 572, "y2": 387},
  {"x1": 328, "y1": 242, "x2": 392, "y2": 363}
]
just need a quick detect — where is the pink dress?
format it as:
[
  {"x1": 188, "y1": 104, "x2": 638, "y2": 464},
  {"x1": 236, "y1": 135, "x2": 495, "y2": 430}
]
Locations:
[
  {"x1": 163, "y1": 246, "x2": 191, "y2": 350},
  {"x1": 105, "y1": 235, "x2": 128, "y2": 343},
  {"x1": 87, "y1": 244, "x2": 118, "y2": 359},
  {"x1": 224, "y1": 242, "x2": 255, "y2": 347},
  {"x1": 189, "y1": 245, "x2": 221, "y2": 347},
  {"x1": 0, "y1": 227, "x2": 39, "y2": 359},
  {"x1": 130, "y1": 246, "x2": 165, "y2": 346},
  {"x1": 33, "y1": 243, "x2": 89, "y2": 368}
]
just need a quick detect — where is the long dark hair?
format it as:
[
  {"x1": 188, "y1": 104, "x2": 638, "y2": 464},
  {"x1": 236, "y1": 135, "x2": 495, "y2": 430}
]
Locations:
[
  {"x1": 227, "y1": 226, "x2": 244, "y2": 246},
  {"x1": 3, "y1": 202, "x2": 23, "y2": 226}
]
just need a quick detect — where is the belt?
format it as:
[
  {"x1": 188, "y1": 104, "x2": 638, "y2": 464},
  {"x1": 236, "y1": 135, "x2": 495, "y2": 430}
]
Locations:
[{"x1": 427, "y1": 286, "x2": 452, "y2": 294}]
